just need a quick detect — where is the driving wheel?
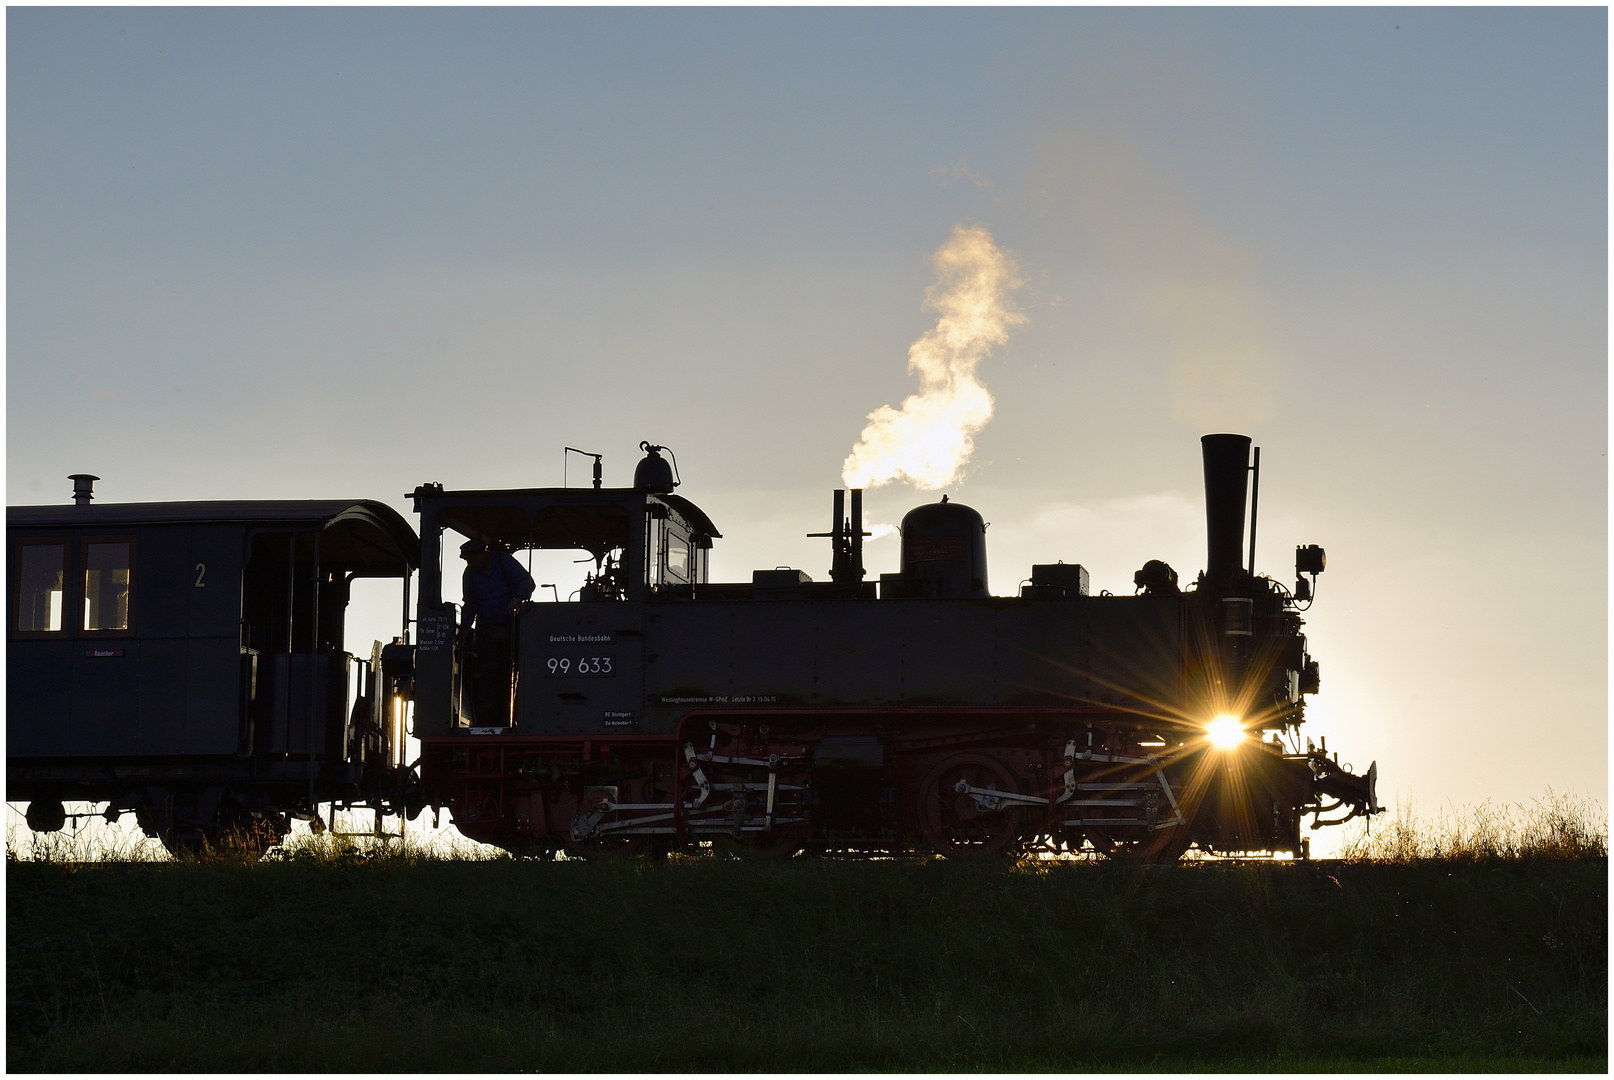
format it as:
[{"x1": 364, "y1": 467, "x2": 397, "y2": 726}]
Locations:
[{"x1": 917, "y1": 753, "x2": 1026, "y2": 856}]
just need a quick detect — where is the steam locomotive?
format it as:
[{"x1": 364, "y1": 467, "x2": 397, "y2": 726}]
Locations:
[{"x1": 7, "y1": 435, "x2": 1380, "y2": 859}]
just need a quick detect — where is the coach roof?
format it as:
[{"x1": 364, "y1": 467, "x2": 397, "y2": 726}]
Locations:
[{"x1": 7, "y1": 499, "x2": 419, "y2": 572}]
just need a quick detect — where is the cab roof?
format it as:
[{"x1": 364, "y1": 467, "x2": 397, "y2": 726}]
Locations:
[{"x1": 410, "y1": 485, "x2": 720, "y2": 556}]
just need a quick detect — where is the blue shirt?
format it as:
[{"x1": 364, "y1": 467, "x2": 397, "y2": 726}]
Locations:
[{"x1": 462, "y1": 551, "x2": 536, "y2": 627}]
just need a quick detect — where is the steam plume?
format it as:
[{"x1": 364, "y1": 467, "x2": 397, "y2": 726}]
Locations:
[{"x1": 842, "y1": 225, "x2": 1025, "y2": 490}]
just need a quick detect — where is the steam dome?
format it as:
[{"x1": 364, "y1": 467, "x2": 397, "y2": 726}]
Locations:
[{"x1": 898, "y1": 497, "x2": 988, "y2": 599}]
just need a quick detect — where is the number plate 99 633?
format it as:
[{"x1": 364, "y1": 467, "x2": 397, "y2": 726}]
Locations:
[{"x1": 547, "y1": 655, "x2": 614, "y2": 677}]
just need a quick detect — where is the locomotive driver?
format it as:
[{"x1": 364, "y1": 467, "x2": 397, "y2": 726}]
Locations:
[{"x1": 458, "y1": 539, "x2": 536, "y2": 727}]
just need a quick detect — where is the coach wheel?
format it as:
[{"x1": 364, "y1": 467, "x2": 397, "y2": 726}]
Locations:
[
  {"x1": 917, "y1": 753, "x2": 1026, "y2": 857},
  {"x1": 25, "y1": 799, "x2": 67, "y2": 834},
  {"x1": 211, "y1": 809, "x2": 291, "y2": 858},
  {"x1": 134, "y1": 791, "x2": 286, "y2": 859},
  {"x1": 163, "y1": 821, "x2": 283, "y2": 860}
]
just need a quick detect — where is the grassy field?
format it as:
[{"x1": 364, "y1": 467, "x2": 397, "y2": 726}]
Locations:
[{"x1": 8, "y1": 832, "x2": 1606, "y2": 1073}]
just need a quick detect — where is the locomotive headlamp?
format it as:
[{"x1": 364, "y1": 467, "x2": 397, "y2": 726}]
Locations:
[
  {"x1": 1296, "y1": 545, "x2": 1326, "y2": 575},
  {"x1": 1206, "y1": 714, "x2": 1246, "y2": 750},
  {"x1": 1294, "y1": 545, "x2": 1326, "y2": 604}
]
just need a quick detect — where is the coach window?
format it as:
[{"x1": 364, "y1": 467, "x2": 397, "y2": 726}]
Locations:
[
  {"x1": 16, "y1": 541, "x2": 67, "y2": 632},
  {"x1": 82, "y1": 539, "x2": 133, "y2": 632}
]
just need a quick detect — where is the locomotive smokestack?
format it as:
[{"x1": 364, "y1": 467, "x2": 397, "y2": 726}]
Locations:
[{"x1": 1201, "y1": 434, "x2": 1251, "y2": 584}]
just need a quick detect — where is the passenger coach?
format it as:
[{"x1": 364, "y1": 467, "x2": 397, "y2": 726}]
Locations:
[{"x1": 7, "y1": 478, "x2": 417, "y2": 849}]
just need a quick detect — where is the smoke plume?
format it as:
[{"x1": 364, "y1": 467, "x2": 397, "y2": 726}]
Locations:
[{"x1": 842, "y1": 225, "x2": 1024, "y2": 490}]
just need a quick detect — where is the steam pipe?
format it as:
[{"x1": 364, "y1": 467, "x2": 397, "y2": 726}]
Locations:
[
  {"x1": 815, "y1": 489, "x2": 868, "y2": 586},
  {"x1": 401, "y1": 569, "x2": 411, "y2": 644},
  {"x1": 1247, "y1": 446, "x2": 1261, "y2": 577},
  {"x1": 850, "y1": 489, "x2": 864, "y2": 582},
  {"x1": 830, "y1": 490, "x2": 849, "y2": 583}
]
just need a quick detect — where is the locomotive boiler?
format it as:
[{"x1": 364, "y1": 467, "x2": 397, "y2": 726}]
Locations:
[{"x1": 411, "y1": 434, "x2": 1381, "y2": 859}]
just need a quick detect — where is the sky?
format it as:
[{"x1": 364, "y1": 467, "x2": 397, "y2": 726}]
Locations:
[{"x1": 7, "y1": 7, "x2": 1606, "y2": 852}]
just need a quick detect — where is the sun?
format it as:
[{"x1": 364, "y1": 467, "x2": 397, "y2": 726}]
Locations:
[{"x1": 1206, "y1": 713, "x2": 1245, "y2": 750}]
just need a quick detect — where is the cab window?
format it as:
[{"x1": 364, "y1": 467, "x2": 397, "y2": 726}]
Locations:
[{"x1": 666, "y1": 532, "x2": 691, "y2": 583}]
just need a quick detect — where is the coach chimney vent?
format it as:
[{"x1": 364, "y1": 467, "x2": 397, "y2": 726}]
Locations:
[{"x1": 69, "y1": 474, "x2": 99, "y2": 506}]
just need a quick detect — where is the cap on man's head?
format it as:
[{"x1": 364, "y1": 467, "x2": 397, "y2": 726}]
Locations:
[{"x1": 459, "y1": 539, "x2": 489, "y2": 558}]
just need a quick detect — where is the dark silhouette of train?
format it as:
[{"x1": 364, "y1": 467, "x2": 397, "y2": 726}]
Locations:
[{"x1": 7, "y1": 436, "x2": 1380, "y2": 859}]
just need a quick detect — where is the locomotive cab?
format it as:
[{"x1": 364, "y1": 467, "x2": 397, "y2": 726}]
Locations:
[{"x1": 407, "y1": 479, "x2": 720, "y2": 736}]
